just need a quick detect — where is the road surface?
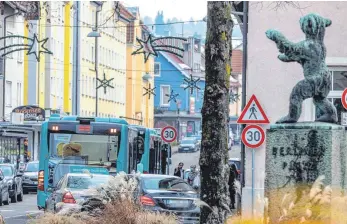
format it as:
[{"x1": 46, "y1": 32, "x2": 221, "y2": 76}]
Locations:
[
  {"x1": 169, "y1": 144, "x2": 241, "y2": 175},
  {"x1": 1, "y1": 193, "x2": 42, "y2": 224}
]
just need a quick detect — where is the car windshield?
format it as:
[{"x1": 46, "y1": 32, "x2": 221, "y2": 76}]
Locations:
[
  {"x1": 0, "y1": 166, "x2": 13, "y2": 176},
  {"x1": 181, "y1": 139, "x2": 194, "y2": 144},
  {"x1": 66, "y1": 175, "x2": 110, "y2": 190},
  {"x1": 142, "y1": 177, "x2": 194, "y2": 192},
  {"x1": 25, "y1": 163, "x2": 39, "y2": 172}
]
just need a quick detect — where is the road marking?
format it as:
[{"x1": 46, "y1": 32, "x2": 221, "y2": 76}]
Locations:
[
  {"x1": 0, "y1": 210, "x2": 14, "y2": 212},
  {"x1": 4, "y1": 212, "x2": 42, "y2": 220}
]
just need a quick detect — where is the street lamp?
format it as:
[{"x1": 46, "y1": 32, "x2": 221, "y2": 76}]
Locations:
[{"x1": 87, "y1": 6, "x2": 102, "y2": 117}]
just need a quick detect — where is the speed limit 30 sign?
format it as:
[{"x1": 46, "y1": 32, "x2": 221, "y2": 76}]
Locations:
[
  {"x1": 241, "y1": 125, "x2": 265, "y2": 148},
  {"x1": 161, "y1": 126, "x2": 177, "y2": 143}
]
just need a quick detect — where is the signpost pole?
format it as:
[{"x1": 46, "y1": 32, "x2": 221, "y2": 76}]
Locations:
[{"x1": 252, "y1": 148, "x2": 255, "y2": 218}]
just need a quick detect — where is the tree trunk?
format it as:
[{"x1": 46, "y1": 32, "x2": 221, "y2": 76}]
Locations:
[{"x1": 199, "y1": 2, "x2": 233, "y2": 224}]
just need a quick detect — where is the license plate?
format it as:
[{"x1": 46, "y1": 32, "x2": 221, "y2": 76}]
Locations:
[
  {"x1": 166, "y1": 200, "x2": 189, "y2": 207},
  {"x1": 184, "y1": 148, "x2": 189, "y2": 151}
]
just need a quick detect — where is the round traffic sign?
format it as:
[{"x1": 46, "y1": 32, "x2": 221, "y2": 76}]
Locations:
[
  {"x1": 342, "y1": 88, "x2": 347, "y2": 109},
  {"x1": 241, "y1": 125, "x2": 265, "y2": 148},
  {"x1": 161, "y1": 126, "x2": 177, "y2": 143}
]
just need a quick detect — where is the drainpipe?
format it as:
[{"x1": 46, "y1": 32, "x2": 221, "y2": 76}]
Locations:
[
  {"x1": 2, "y1": 10, "x2": 20, "y2": 121},
  {"x1": 240, "y1": 1, "x2": 249, "y2": 189}
]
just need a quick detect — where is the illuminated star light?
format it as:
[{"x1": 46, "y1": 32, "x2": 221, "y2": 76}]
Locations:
[
  {"x1": 132, "y1": 34, "x2": 187, "y2": 63},
  {"x1": 143, "y1": 83, "x2": 156, "y2": 99},
  {"x1": 26, "y1": 33, "x2": 53, "y2": 62},
  {"x1": 132, "y1": 35, "x2": 158, "y2": 63},
  {"x1": 97, "y1": 72, "x2": 114, "y2": 94},
  {"x1": 183, "y1": 74, "x2": 201, "y2": 94},
  {"x1": 166, "y1": 90, "x2": 179, "y2": 103}
]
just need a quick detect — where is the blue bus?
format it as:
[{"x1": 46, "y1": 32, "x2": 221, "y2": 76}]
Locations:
[
  {"x1": 37, "y1": 115, "x2": 138, "y2": 209},
  {"x1": 130, "y1": 125, "x2": 168, "y2": 174}
]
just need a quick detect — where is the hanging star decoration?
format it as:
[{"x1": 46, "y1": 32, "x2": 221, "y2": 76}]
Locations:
[
  {"x1": 143, "y1": 83, "x2": 156, "y2": 99},
  {"x1": 166, "y1": 90, "x2": 179, "y2": 103},
  {"x1": 183, "y1": 73, "x2": 201, "y2": 94},
  {"x1": 132, "y1": 33, "x2": 187, "y2": 63},
  {"x1": 230, "y1": 91, "x2": 240, "y2": 104},
  {"x1": 97, "y1": 72, "x2": 114, "y2": 94},
  {"x1": 0, "y1": 33, "x2": 52, "y2": 62}
]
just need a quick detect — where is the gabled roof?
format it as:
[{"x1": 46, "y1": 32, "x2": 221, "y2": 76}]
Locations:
[{"x1": 159, "y1": 51, "x2": 189, "y2": 78}]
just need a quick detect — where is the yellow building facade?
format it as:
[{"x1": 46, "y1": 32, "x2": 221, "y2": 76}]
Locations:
[
  {"x1": 126, "y1": 7, "x2": 154, "y2": 128},
  {"x1": 79, "y1": 1, "x2": 127, "y2": 117},
  {"x1": 24, "y1": 1, "x2": 73, "y2": 113}
]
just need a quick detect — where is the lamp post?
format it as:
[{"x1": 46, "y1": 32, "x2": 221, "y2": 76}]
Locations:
[{"x1": 87, "y1": 4, "x2": 102, "y2": 117}]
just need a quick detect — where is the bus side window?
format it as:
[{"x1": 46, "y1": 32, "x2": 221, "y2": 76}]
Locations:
[{"x1": 149, "y1": 148, "x2": 155, "y2": 174}]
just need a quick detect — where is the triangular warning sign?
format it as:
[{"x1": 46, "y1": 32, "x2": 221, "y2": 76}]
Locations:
[{"x1": 237, "y1": 94, "x2": 270, "y2": 124}]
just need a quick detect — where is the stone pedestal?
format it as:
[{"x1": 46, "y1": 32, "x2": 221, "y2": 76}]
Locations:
[{"x1": 264, "y1": 122, "x2": 346, "y2": 222}]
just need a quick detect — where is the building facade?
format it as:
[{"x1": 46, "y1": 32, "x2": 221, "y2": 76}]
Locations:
[
  {"x1": 153, "y1": 37, "x2": 206, "y2": 140},
  {"x1": 77, "y1": 1, "x2": 128, "y2": 118},
  {"x1": 125, "y1": 7, "x2": 155, "y2": 128},
  {"x1": 0, "y1": 2, "x2": 26, "y2": 121},
  {"x1": 234, "y1": 1, "x2": 347, "y2": 216}
]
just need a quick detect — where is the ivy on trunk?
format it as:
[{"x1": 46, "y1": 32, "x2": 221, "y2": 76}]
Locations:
[{"x1": 199, "y1": 1, "x2": 233, "y2": 224}]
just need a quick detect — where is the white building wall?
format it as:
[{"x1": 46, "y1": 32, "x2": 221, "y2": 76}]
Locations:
[
  {"x1": 243, "y1": 1, "x2": 347, "y2": 216},
  {"x1": 1, "y1": 9, "x2": 25, "y2": 120}
]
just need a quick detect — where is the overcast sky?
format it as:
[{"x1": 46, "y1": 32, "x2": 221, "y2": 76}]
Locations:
[{"x1": 122, "y1": 0, "x2": 208, "y2": 21}]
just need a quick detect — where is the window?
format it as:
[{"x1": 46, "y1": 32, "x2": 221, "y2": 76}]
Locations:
[
  {"x1": 6, "y1": 32, "x2": 13, "y2": 58},
  {"x1": 160, "y1": 85, "x2": 170, "y2": 106},
  {"x1": 5, "y1": 81, "x2": 12, "y2": 107},
  {"x1": 17, "y1": 82, "x2": 21, "y2": 106},
  {"x1": 93, "y1": 78, "x2": 96, "y2": 97},
  {"x1": 154, "y1": 62, "x2": 161, "y2": 76},
  {"x1": 18, "y1": 38, "x2": 23, "y2": 62},
  {"x1": 332, "y1": 71, "x2": 347, "y2": 91}
]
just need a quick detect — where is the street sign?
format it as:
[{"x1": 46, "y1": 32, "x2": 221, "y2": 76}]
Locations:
[
  {"x1": 237, "y1": 94, "x2": 270, "y2": 124},
  {"x1": 342, "y1": 112, "x2": 347, "y2": 126},
  {"x1": 342, "y1": 88, "x2": 347, "y2": 109},
  {"x1": 161, "y1": 126, "x2": 177, "y2": 143},
  {"x1": 241, "y1": 125, "x2": 265, "y2": 148}
]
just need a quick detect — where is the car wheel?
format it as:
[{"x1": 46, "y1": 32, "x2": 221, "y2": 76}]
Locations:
[
  {"x1": 3, "y1": 191, "x2": 10, "y2": 205},
  {"x1": 11, "y1": 186, "x2": 18, "y2": 203},
  {"x1": 17, "y1": 186, "x2": 23, "y2": 202}
]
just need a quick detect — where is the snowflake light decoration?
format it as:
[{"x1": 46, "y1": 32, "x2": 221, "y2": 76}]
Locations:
[
  {"x1": 182, "y1": 74, "x2": 201, "y2": 94},
  {"x1": 0, "y1": 33, "x2": 52, "y2": 62},
  {"x1": 132, "y1": 33, "x2": 187, "y2": 63},
  {"x1": 143, "y1": 83, "x2": 156, "y2": 99},
  {"x1": 230, "y1": 91, "x2": 240, "y2": 104},
  {"x1": 166, "y1": 90, "x2": 179, "y2": 103},
  {"x1": 97, "y1": 72, "x2": 114, "y2": 94}
]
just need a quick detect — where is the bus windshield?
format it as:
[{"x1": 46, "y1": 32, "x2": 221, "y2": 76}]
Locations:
[{"x1": 49, "y1": 133, "x2": 119, "y2": 166}]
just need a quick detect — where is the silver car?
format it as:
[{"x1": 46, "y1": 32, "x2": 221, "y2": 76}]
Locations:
[{"x1": 45, "y1": 173, "x2": 110, "y2": 213}]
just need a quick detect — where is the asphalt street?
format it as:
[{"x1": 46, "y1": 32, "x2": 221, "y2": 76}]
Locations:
[
  {"x1": 169, "y1": 144, "x2": 241, "y2": 175},
  {"x1": 1, "y1": 193, "x2": 42, "y2": 224}
]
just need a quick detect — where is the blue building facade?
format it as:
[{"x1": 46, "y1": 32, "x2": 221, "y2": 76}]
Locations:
[{"x1": 153, "y1": 52, "x2": 205, "y2": 140}]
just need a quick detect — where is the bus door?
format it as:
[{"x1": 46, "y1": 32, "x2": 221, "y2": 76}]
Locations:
[
  {"x1": 153, "y1": 138, "x2": 161, "y2": 174},
  {"x1": 149, "y1": 137, "x2": 155, "y2": 174},
  {"x1": 134, "y1": 130, "x2": 145, "y2": 171},
  {"x1": 128, "y1": 128, "x2": 138, "y2": 173}
]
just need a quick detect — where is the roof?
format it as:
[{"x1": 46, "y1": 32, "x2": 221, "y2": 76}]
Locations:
[
  {"x1": 120, "y1": 4, "x2": 136, "y2": 21},
  {"x1": 159, "y1": 51, "x2": 189, "y2": 78},
  {"x1": 231, "y1": 48, "x2": 243, "y2": 74}
]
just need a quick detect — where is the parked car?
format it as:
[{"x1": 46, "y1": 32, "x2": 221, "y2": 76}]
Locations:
[
  {"x1": 130, "y1": 174, "x2": 200, "y2": 224},
  {"x1": 22, "y1": 161, "x2": 39, "y2": 194},
  {"x1": 0, "y1": 169, "x2": 10, "y2": 206},
  {"x1": 228, "y1": 134, "x2": 234, "y2": 150},
  {"x1": 191, "y1": 135, "x2": 201, "y2": 150},
  {"x1": 0, "y1": 164, "x2": 23, "y2": 203},
  {"x1": 228, "y1": 158, "x2": 241, "y2": 180},
  {"x1": 45, "y1": 173, "x2": 111, "y2": 213},
  {"x1": 178, "y1": 138, "x2": 199, "y2": 153}
]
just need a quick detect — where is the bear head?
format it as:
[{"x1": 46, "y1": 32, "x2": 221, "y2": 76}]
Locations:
[{"x1": 299, "y1": 13, "x2": 331, "y2": 40}]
